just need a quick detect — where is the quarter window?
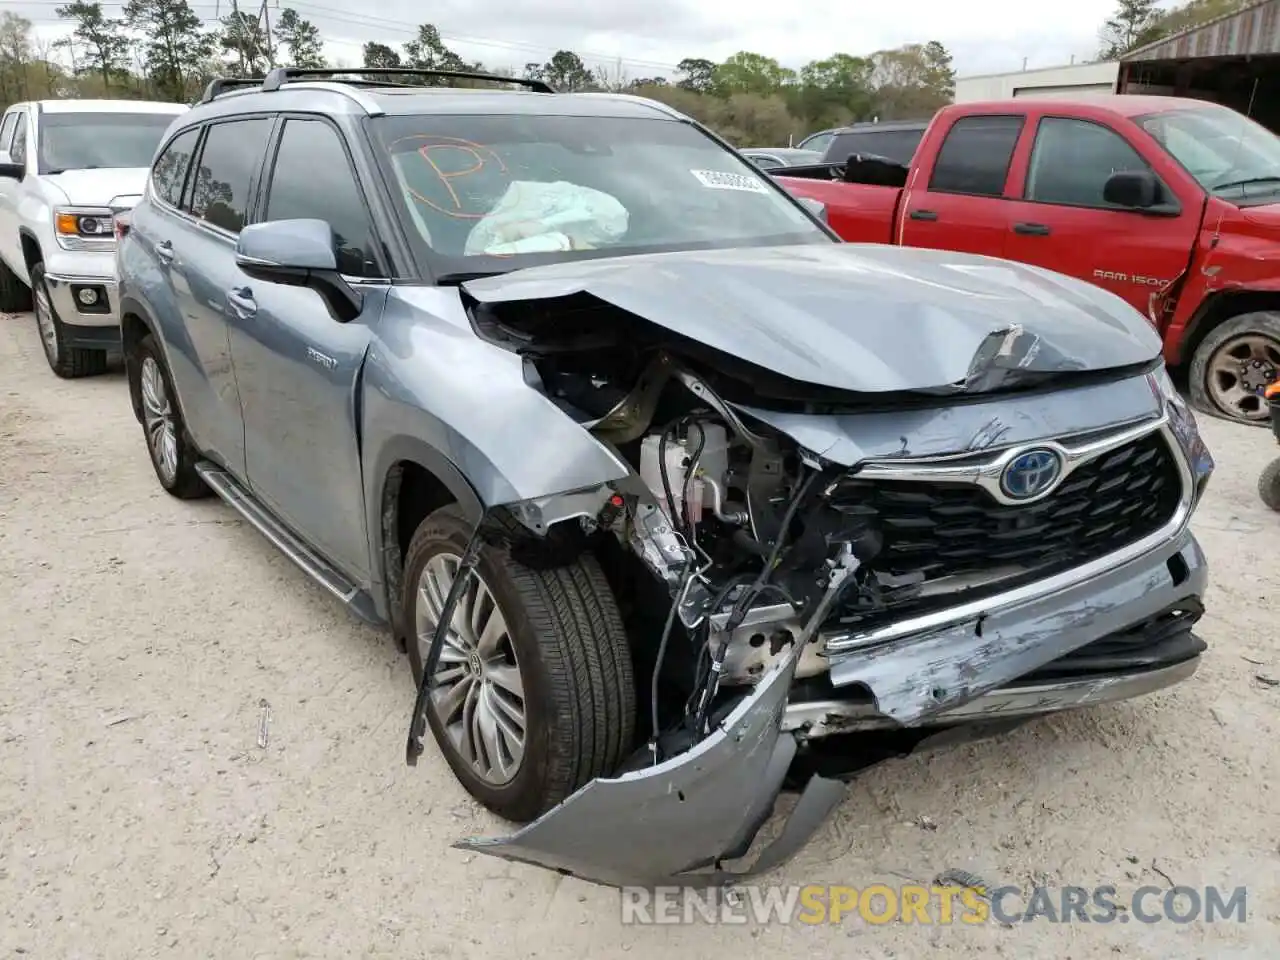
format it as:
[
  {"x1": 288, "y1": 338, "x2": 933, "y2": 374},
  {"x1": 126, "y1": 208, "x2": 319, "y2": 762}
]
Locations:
[
  {"x1": 10, "y1": 113, "x2": 27, "y2": 166},
  {"x1": 1025, "y1": 117, "x2": 1150, "y2": 208},
  {"x1": 151, "y1": 127, "x2": 201, "y2": 210},
  {"x1": 189, "y1": 118, "x2": 273, "y2": 234},
  {"x1": 928, "y1": 115, "x2": 1024, "y2": 197},
  {"x1": 0, "y1": 112, "x2": 16, "y2": 152},
  {"x1": 264, "y1": 118, "x2": 379, "y2": 277}
]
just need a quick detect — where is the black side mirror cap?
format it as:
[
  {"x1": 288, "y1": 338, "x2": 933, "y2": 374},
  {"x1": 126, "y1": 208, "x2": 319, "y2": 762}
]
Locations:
[
  {"x1": 0, "y1": 161, "x2": 24, "y2": 179},
  {"x1": 1104, "y1": 169, "x2": 1159, "y2": 208}
]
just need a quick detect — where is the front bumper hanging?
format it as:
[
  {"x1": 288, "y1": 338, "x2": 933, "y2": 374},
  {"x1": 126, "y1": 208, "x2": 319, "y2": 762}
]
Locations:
[{"x1": 455, "y1": 640, "x2": 847, "y2": 888}]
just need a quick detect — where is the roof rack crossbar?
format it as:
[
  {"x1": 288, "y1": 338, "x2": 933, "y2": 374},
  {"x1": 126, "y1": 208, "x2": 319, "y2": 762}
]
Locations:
[
  {"x1": 260, "y1": 66, "x2": 556, "y2": 94},
  {"x1": 199, "y1": 76, "x2": 267, "y2": 104}
]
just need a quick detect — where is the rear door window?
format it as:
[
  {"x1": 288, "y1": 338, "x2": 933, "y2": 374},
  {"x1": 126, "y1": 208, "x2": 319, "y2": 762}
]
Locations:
[
  {"x1": 928, "y1": 115, "x2": 1024, "y2": 197},
  {"x1": 151, "y1": 127, "x2": 201, "y2": 211},
  {"x1": 190, "y1": 118, "x2": 274, "y2": 234}
]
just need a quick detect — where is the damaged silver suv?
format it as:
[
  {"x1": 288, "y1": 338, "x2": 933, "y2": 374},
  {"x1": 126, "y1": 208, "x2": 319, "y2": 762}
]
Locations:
[{"x1": 116, "y1": 68, "x2": 1215, "y2": 887}]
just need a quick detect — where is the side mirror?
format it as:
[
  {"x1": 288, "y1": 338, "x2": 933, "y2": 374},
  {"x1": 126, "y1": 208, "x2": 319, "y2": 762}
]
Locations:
[
  {"x1": 0, "y1": 161, "x2": 24, "y2": 180},
  {"x1": 235, "y1": 218, "x2": 362, "y2": 323},
  {"x1": 797, "y1": 196, "x2": 828, "y2": 223},
  {"x1": 1104, "y1": 169, "x2": 1158, "y2": 209}
]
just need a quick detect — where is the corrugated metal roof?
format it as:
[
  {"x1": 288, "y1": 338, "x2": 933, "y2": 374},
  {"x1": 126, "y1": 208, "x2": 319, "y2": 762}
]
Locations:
[{"x1": 1123, "y1": 0, "x2": 1280, "y2": 61}]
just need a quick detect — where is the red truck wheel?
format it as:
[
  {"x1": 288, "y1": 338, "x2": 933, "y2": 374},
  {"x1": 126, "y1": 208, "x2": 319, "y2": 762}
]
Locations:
[{"x1": 1189, "y1": 312, "x2": 1280, "y2": 426}]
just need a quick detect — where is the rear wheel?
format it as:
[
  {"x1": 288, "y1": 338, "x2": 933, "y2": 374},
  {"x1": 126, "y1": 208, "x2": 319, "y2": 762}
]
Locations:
[
  {"x1": 405, "y1": 505, "x2": 635, "y2": 823},
  {"x1": 134, "y1": 333, "x2": 209, "y2": 499},
  {"x1": 1189, "y1": 312, "x2": 1280, "y2": 425},
  {"x1": 32, "y1": 263, "x2": 108, "y2": 379}
]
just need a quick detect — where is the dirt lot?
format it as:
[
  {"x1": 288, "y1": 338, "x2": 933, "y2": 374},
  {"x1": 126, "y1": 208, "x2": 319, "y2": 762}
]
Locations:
[{"x1": 1, "y1": 312, "x2": 1277, "y2": 960}]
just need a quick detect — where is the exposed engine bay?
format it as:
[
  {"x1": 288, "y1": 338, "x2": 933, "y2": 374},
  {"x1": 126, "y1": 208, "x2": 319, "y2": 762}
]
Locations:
[{"x1": 466, "y1": 289, "x2": 1178, "y2": 755}]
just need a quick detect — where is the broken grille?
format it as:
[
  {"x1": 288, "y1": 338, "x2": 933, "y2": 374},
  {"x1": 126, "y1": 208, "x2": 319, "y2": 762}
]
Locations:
[{"x1": 826, "y1": 430, "x2": 1183, "y2": 627}]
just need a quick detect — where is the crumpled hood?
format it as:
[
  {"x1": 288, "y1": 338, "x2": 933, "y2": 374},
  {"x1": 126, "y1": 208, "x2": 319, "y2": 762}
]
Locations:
[
  {"x1": 41, "y1": 167, "x2": 148, "y2": 208},
  {"x1": 462, "y1": 244, "x2": 1163, "y2": 393}
]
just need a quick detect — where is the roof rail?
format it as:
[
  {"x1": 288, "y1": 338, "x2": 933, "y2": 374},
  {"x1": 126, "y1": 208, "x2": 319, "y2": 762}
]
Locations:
[
  {"x1": 198, "y1": 76, "x2": 267, "y2": 104},
  {"x1": 260, "y1": 66, "x2": 556, "y2": 94}
]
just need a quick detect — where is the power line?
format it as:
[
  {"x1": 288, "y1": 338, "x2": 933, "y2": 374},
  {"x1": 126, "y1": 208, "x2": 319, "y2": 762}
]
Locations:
[{"x1": 0, "y1": 0, "x2": 685, "y2": 72}]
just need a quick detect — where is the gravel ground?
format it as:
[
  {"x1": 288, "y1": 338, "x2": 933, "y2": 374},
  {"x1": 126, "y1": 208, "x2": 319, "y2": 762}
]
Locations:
[{"x1": 1, "y1": 312, "x2": 1278, "y2": 959}]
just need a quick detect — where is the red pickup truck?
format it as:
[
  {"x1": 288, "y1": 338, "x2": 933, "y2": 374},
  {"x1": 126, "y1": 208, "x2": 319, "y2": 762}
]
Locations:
[{"x1": 777, "y1": 96, "x2": 1280, "y2": 425}]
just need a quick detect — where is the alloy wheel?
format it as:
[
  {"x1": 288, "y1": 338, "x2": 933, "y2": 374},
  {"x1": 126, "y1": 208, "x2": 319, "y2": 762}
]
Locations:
[
  {"x1": 34, "y1": 283, "x2": 58, "y2": 368},
  {"x1": 139, "y1": 356, "x2": 178, "y2": 483},
  {"x1": 415, "y1": 552, "x2": 527, "y2": 785}
]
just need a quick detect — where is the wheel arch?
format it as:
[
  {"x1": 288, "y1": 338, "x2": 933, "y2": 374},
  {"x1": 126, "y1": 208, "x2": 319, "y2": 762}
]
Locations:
[
  {"x1": 369, "y1": 436, "x2": 485, "y2": 645},
  {"x1": 1177, "y1": 289, "x2": 1280, "y2": 369},
  {"x1": 118, "y1": 294, "x2": 160, "y2": 424},
  {"x1": 18, "y1": 228, "x2": 41, "y2": 276}
]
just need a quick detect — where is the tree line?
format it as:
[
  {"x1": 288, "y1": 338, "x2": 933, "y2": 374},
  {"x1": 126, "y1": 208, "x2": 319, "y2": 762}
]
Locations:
[
  {"x1": 0, "y1": 0, "x2": 1247, "y2": 149},
  {"x1": 0, "y1": 0, "x2": 957, "y2": 145}
]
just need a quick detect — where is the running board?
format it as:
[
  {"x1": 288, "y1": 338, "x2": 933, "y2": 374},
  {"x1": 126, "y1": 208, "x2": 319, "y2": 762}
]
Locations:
[{"x1": 195, "y1": 462, "x2": 386, "y2": 627}]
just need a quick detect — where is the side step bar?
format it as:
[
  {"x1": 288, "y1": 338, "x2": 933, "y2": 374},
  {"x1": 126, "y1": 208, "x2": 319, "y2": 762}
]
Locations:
[{"x1": 195, "y1": 462, "x2": 386, "y2": 627}]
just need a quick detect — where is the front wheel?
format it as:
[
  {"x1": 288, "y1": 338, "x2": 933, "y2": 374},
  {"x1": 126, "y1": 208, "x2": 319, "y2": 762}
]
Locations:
[
  {"x1": 405, "y1": 505, "x2": 636, "y2": 823},
  {"x1": 32, "y1": 263, "x2": 108, "y2": 379},
  {"x1": 1189, "y1": 311, "x2": 1280, "y2": 425}
]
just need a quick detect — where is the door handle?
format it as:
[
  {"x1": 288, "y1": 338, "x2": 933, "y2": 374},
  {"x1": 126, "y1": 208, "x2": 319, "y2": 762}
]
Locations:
[
  {"x1": 909, "y1": 209, "x2": 939, "y2": 221},
  {"x1": 1013, "y1": 222, "x2": 1052, "y2": 236},
  {"x1": 227, "y1": 287, "x2": 257, "y2": 319},
  {"x1": 155, "y1": 240, "x2": 175, "y2": 264}
]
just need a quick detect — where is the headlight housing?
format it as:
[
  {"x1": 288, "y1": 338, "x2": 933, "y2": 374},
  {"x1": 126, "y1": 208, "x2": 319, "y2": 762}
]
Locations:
[
  {"x1": 54, "y1": 207, "x2": 117, "y2": 250},
  {"x1": 1149, "y1": 364, "x2": 1214, "y2": 502}
]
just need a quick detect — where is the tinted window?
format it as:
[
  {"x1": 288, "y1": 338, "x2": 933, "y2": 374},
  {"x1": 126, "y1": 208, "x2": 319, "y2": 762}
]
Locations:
[
  {"x1": 265, "y1": 119, "x2": 378, "y2": 277},
  {"x1": 827, "y1": 129, "x2": 924, "y2": 165},
  {"x1": 0, "y1": 113, "x2": 15, "y2": 151},
  {"x1": 1025, "y1": 118, "x2": 1149, "y2": 208},
  {"x1": 190, "y1": 119, "x2": 273, "y2": 234},
  {"x1": 11, "y1": 113, "x2": 27, "y2": 166},
  {"x1": 151, "y1": 127, "x2": 200, "y2": 210},
  {"x1": 928, "y1": 115, "x2": 1024, "y2": 197},
  {"x1": 38, "y1": 112, "x2": 176, "y2": 173}
]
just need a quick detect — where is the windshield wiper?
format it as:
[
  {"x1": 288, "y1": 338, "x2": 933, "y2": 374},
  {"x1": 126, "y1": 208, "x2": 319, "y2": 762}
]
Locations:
[
  {"x1": 434, "y1": 270, "x2": 509, "y2": 286},
  {"x1": 1211, "y1": 176, "x2": 1280, "y2": 192}
]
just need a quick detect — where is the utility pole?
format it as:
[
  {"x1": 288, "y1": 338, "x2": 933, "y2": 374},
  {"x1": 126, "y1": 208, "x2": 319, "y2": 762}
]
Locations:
[{"x1": 259, "y1": 0, "x2": 275, "y2": 69}]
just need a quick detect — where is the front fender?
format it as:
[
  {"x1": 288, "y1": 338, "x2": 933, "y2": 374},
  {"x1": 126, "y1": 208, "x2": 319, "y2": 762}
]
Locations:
[{"x1": 363, "y1": 287, "x2": 630, "y2": 509}]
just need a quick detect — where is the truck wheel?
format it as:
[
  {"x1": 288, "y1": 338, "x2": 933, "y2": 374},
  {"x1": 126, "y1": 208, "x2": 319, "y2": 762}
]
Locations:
[
  {"x1": 1259, "y1": 458, "x2": 1280, "y2": 512},
  {"x1": 0, "y1": 257, "x2": 31, "y2": 313},
  {"x1": 32, "y1": 263, "x2": 108, "y2": 379},
  {"x1": 133, "y1": 333, "x2": 209, "y2": 499},
  {"x1": 404, "y1": 504, "x2": 636, "y2": 823},
  {"x1": 1189, "y1": 311, "x2": 1280, "y2": 426}
]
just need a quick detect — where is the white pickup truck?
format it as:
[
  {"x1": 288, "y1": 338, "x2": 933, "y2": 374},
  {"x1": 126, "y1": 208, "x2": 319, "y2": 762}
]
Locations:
[{"x1": 0, "y1": 99, "x2": 187, "y2": 377}]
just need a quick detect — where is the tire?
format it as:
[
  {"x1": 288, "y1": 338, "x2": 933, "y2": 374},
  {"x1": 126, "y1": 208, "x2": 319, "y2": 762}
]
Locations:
[
  {"x1": 32, "y1": 263, "x2": 109, "y2": 379},
  {"x1": 405, "y1": 504, "x2": 635, "y2": 823},
  {"x1": 1259, "y1": 458, "x2": 1280, "y2": 512},
  {"x1": 133, "y1": 333, "x2": 209, "y2": 499},
  {"x1": 1188, "y1": 311, "x2": 1280, "y2": 426},
  {"x1": 0, "y1": 256, "x2": 31, "y2": 313}
]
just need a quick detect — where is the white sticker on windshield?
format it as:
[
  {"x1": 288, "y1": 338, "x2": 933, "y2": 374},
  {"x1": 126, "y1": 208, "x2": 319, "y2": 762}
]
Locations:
[{"x1": 690, "y1": 169, "x2": 770, "y2": 194}]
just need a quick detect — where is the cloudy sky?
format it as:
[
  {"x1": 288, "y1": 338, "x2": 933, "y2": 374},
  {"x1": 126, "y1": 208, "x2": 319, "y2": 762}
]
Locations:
[{"x1": 18, "y1": 0, "x2": 1181, "y2": 80}]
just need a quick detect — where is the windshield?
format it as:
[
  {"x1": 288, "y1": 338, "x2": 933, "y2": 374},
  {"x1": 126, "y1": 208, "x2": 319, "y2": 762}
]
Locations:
[
  {"x1": 370, "y1": 113, "x2": 830, "y2": 277},
  {"x1": 38, "y1": 113, "x2": 177, "y2": 173},
  {"x1": 1137, "y1": 105, "x2": 1280, "y2": 202}
]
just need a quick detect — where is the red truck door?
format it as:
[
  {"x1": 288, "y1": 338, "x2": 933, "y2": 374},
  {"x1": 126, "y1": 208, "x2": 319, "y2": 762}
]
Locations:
[
  {"x1": 1001, "y1": 114, "x2": 1200, "y2": 314},
  {"x1": 898, "y1": 114, "x2": 1025, "y2": 258}
]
